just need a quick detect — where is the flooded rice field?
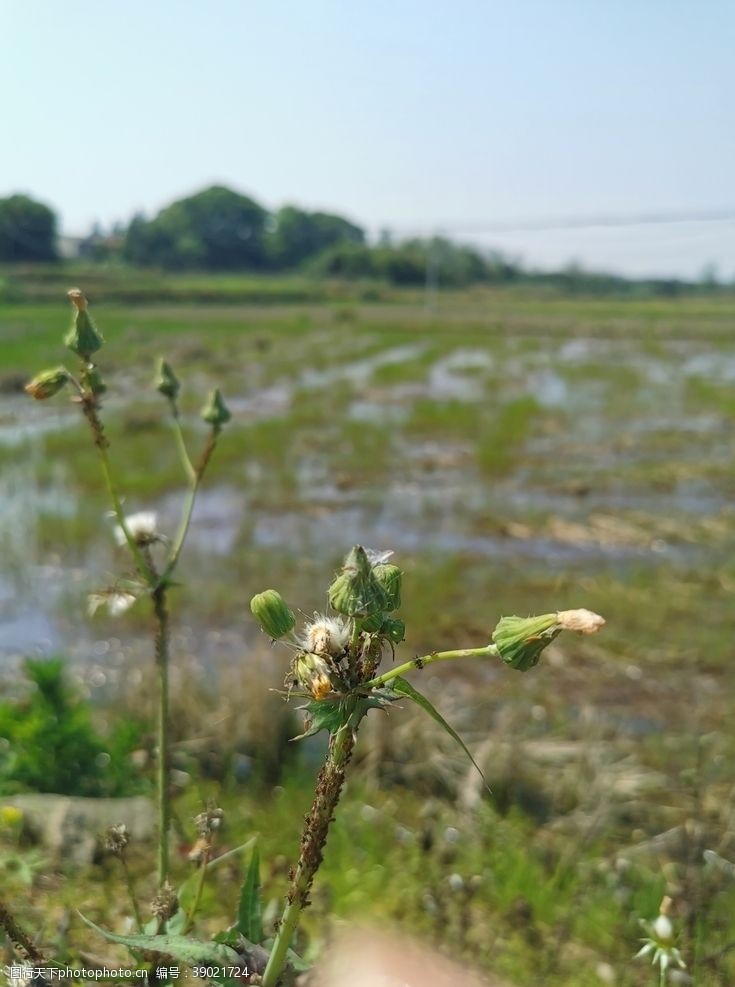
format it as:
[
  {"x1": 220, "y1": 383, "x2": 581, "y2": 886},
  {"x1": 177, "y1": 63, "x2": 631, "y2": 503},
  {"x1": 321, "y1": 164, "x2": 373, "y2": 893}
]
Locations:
[{"x1": 1, "y1": 295, "x2": 735, "y2": 723}]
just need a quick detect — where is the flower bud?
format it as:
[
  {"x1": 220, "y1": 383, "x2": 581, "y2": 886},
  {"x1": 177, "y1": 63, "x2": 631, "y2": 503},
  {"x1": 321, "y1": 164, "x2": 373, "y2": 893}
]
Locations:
[
  {"x1": 201, "y1": 388, "x2": 231, "y2": 429},
  {"x1": 373, "y1": 563, "x2": 402, "y2": 611},
  {"x1": 382, "y1": 617, "x2": 405, "y2": 643},
  {"x1": 328, "y1": 545, "x2": 389, "y2": 618},
  {"x1": 64, "y1": 288, "x2": 103, "y2": 358},
  {"x1": 250, "y1": 589, "x2": 296, "y2": 639},
  {"x1": 653, "y1": 913, "x2": 673, "y2": 944},
  {"x1": 295, "y1": 652, "x2": 335, "y2": 700},
  {"x1": 492, "y1": 613, "x2": 561, "y2": 671},
  {"x1": 24, "y1": 366, "x2": 69, "y2": 400},
  {"x1": 155, "y1": 359, "x2": 180, "y2": 401},
  {"x1": 493, "y1": 608, "x2": 605, "y2": 671}
]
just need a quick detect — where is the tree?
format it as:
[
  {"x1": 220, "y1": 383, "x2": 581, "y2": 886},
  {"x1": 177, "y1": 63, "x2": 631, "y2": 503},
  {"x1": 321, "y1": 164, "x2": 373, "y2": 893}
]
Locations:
[
  {"x1": 269, "y1": 205, "x2": 365, "y2": 268},
  {"x1": 0, "y1": 194, "x2": 57, "y2": 262},
  {"x1": 124, "y1": 186, "x2": 268, "y2": 270}
]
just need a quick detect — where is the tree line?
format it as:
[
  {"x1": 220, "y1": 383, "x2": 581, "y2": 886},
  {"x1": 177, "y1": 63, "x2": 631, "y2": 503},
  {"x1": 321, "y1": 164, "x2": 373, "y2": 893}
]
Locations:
[
  {"x1": 0, "y1": 186, "x2": 521, "y2": 287},
  {"x1": 0, "y1": 187, "x2": 727, "y2": 293}
]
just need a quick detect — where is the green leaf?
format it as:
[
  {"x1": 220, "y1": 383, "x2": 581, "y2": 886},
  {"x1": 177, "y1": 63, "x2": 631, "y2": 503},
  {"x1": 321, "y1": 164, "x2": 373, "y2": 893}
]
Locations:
[
  {"x1": 237, "y1": 846, "x2": 263, "y2": 943},
  {"x1": 391, "y1": 676, "x2": 490, "y2": 792},
  {"x1": 78, "y1": 913, "x2": 240, "y2": 967},
  {"x1": 292, "y1": 697, "x2": 350, "y2": 740}
]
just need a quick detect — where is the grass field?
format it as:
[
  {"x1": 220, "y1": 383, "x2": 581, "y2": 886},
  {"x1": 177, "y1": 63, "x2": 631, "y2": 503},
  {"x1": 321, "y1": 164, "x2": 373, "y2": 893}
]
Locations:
[{"x1": 1, "y1": 269, "x2": 735, "y2": 985}]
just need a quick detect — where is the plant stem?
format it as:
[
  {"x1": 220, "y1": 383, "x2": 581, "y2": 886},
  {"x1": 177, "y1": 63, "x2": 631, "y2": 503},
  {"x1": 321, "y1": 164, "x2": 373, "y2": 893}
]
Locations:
[
  {"x1": 162, "y1": 429, "x2": 219, "y2": 581},
  {"x1": 120, "y1": 856, "x2": 144, "y2": 933},
  {"x1": 0, "y1": 898, "x2": 43, "y2": 963},
  {"x1": 183, "y1": 851, "x2": 210, "y2": 934},
  {"x1": 169, "y1": 403, "x2": 197, "y2": 484},
  {"x1": 77, "y1": 392, "x2": 156, "y2": 585},
  {"x1": 261, "y1": 705, "x2": 363, "y2": 987},
  {"x1": 153, "y1": 585, "x2": 171, "y2": 889},
  {"x1": 363, "y1": 643, "x2": 498, "y2": 691}
]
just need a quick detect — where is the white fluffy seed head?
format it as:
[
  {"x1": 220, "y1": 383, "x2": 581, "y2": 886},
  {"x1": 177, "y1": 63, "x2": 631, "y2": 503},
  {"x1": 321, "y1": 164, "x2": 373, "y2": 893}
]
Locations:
[
  {"x1": 115, "y1": 511, "x2": 158, "y2": 546},
  {"x1": 303, "y1": 616, "x2": 350, "y2": 657}
]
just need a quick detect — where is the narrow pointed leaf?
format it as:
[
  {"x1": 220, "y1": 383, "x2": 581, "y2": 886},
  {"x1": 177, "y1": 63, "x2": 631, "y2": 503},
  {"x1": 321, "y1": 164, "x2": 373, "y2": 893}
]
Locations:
[
  {"x1": 237, "y1": 846, "x2": 263, "y2": 943},
  {"x1": 78, "y1": 913, "x2": 239, "y2": 966},
  {"x1": 178, "y1": 836, "x2": 257, "y2": 913},
  {"x1": 704, "y1": 849, "x2": 735, "y2": 880},
  {"x1": 391, "y1": 676, "x2": 490, "y2": 792}
]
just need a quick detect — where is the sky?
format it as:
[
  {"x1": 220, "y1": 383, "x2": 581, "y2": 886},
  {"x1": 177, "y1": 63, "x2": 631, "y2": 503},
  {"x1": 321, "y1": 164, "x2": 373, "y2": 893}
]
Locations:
[{"x1": 3, "y1": 0, "x2": 734, "y2": 278}]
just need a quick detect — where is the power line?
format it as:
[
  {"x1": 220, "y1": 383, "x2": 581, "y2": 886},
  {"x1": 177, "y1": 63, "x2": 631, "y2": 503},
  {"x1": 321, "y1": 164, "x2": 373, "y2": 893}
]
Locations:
[{"x1": 377, "y1": 207, "x2": 735, "y2": 238}]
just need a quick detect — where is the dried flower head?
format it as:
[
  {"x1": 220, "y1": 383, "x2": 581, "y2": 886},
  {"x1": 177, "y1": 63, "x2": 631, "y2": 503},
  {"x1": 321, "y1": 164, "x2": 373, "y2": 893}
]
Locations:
[
  {"x1": 194, "y1": 805, "x2": 224, "y2": 837},
  {"x1": 295, "y1": 652, "x2": 335, "y2": 700},
  {"x1": 556, "y1": 609, "x2": 606, "y2": 634},
  {"x1": 150, "y1": 881, "x2": 179, "y2": 921},
  {"x1": 104, "y1": 823, "x2": 130, "y2": 855},
  {"x1": 302, "y1": 615, "x2": 350, "y2": 659}
]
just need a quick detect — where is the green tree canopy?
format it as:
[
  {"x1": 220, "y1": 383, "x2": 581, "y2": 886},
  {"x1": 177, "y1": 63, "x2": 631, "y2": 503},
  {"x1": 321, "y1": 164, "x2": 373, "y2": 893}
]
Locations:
[
  {"x1": 0, "y1": 194, "x2": 57, "y2": 262},
  {"x1": 124, "y1": 185, "x2": 269, "y2": 270},
  {"x1": 269, "y1": 205, "x2": 365, "y2": 268}
]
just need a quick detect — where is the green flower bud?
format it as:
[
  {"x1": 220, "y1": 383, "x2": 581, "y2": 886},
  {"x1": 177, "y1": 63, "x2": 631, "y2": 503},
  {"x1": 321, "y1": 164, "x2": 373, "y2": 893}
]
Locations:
[
  {"x1": 295, "y1": 652, "x2": 334, "y2": 701},
  {"x1": 382, "y1": 617, "x2": 405, "y2": 643},
  {"x1": 24, "y1": 366, "x2": 69, "y2": 400},
  {"x1": 85, "y1": 365, "x2": 107, "y2": 396},
  {"x1": 492, "y1": 613, "x2": 560, "y2": 671},
  {"x1": 328, "y1": 545, "x2": 389, "y2": 618},
  {"x1": 250, "y1": 589, "x2": 296, "y2": 639},
  {"x1": 492, "y1": 609, "x2": 604, "y2": 672},
  {"x1": 155, "y1": 359, "x2": 180, "y2": 401},
  {"x1": 201, "y1": 388, "x2": 231, "y2": 429},
  {"x1": 64, "y1": 288, "x2": 103, "y2": 358},
  {"x1": 373, "y1": 563, "x2": 402, "y2": 611}
]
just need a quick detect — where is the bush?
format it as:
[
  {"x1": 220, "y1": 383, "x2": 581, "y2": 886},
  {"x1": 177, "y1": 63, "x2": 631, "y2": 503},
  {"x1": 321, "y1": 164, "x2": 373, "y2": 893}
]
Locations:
[{"x1": 0, "y1": 658, "x2": 143, "y2": 797}]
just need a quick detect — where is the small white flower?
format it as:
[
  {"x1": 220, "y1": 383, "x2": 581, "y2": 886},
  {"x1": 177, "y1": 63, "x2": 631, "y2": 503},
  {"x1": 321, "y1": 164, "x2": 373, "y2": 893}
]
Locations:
[
  {"x1": 88, "y1": 590, "x2": 137, "y2": 618},
  {"x1": 115, "y1": 510, "x2": 158, "y2": 547},
  {"x1": 635, "y1": 898, "x2": 686, "y2": 976},
  {"x1": 301, "y1": 615, "x2": 351, "y2": 658}
]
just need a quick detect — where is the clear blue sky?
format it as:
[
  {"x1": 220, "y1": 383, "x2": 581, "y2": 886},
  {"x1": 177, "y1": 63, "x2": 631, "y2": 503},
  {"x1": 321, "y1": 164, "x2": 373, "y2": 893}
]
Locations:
[{"x1": 4, "y1": 0, "x2": 734, "y2": 277}]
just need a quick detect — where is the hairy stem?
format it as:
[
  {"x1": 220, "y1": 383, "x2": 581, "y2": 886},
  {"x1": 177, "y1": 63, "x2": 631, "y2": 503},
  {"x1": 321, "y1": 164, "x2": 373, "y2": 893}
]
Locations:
[
  {"x1": 153, "y1": 586, "x2": 171, "y2": 888},
  {"x1": 363, "y1": 643, "x2": 498, "y2": 690},
  {"x1": 78, "y1": 393, "x2": 156, "y2": 585},
  {"x1": 261, "y1": 706, "x2": 363, "y2": 987},
  {"x1": 0, "y1": 898, "x2": 43, "y2": 963}
]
